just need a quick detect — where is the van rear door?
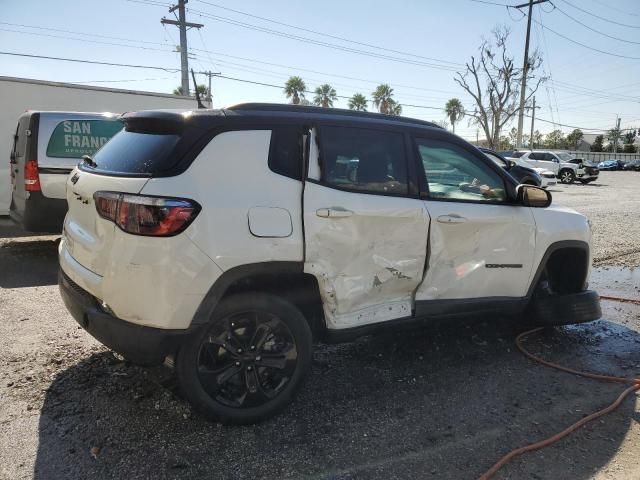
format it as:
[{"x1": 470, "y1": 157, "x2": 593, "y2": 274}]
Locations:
[
  {"x1": 10, "y1": 112, "x2": 36, "y2": 218},
  {"x1": 38, "y1": 114, "x2": 122, "y2": 200}
]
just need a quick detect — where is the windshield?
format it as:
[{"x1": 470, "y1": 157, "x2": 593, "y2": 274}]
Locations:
[
  {"x1": 556, "y1": 152, "x2": 574, "y2": 162},
  {"x1": 511, "y1": 151, "x2": 524, "y2": 158}
]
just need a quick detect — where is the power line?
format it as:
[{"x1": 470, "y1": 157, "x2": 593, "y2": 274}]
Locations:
[
  {"x1": 533, "y1": 20, "x2": 640, "y2": 59},
  {"x1": 558, "y1": 0, "x2": 640, "y2": 29},
  {"x1": 588, "y1": 0, "x2": 640, "y2": 17},
  {"x1": 0, "y1": 51, "x2": 181, "y2": 72},
  {"x1": 468, "y1": 0, "x2": 513, "y2": 6},
  {"x1": 193, "y1": 0, "x2": 462, "y2": 67},
  {"x1": 0, "y1": 27, "x2": 178, "y2": 53},
  {"x1": 0, "y1": 21, "x2": 464, "y2": 96},
  {"x1": 551, "y1": 3, "x2": 640, "y2": 45},
  {"x1": 185, "y1": 8, "x2": 462, "y2": 71},
  {"x1": 4, "y1": 49, "x2": 635, "y2": 134},
  {"x1": 5, "y1": 19, "x2": 637, "y2": 102}
]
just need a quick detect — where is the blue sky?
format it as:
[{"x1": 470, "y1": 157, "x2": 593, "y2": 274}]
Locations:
[{"x1": 2, "y1": 0, "x2": 639, "y2": 142}]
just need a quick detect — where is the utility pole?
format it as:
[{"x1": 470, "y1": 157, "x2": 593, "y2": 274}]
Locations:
[
  {"x1": 197, "y1": 71, "x2": 220, "y2": 108},
  {"x1": 528, "y1": 96, "x2": 540, "y2": 149},
  {"x1": 515, "y1": 0, "x2": 548, "y2": 149},
  {"x1": 613, "y1": 116, "x2": 621, "y2": 153},
  {"x1": 161, "y1": 0, "x2": 203, "y2": 96}
]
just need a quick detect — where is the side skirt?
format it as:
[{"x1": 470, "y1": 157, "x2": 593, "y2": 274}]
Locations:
[{"x1": 321, "y1": 297, "x2": 528, "y2": 343}]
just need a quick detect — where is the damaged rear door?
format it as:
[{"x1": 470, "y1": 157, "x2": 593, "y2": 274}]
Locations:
[{"x1": 303, "y1": 125, "x2": 429, "y2": 330}]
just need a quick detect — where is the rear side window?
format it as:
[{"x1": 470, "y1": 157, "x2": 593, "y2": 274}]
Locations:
[
  {"x1": 46, "y1": 120, "x2": 123, "y2": 158},
  {"x1": 269, "y1": 126, "x2": 303, "y2": 180},
  {"x1": 319, "y1": 126, "x2": 408, "y2": 195},
  {"x1": 91, "y1": 130, "x2": 180, "y2": 174}
]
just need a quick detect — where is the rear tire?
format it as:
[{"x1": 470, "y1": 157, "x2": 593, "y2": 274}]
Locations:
[
  {"x1": 559, "y1": 169, "x2": 575, "y2": 184},
  {"x1": 177, "y1": 292, "x2": 313, "y2": 425},
  {"x1": 527, "y1": 290, "x2": 601, "y2": 327}
]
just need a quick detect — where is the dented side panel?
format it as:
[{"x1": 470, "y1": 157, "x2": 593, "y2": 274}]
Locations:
[
  {"x1": 416, "y1": 201, "x2": 537, "y2": 301},
  {"x1": 303, "y1": 182, "x2": 429, "y2": 329}
]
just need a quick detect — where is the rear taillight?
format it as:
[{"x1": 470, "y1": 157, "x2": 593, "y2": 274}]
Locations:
[
  {"x1": 94, "y1": 192, "x2": 200, "y2": 237},
  {"x1": 24, "y1": 160, "x2": 41, "y2": 191}
]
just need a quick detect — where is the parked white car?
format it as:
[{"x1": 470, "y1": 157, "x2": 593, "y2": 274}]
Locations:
[
  {"x1": 59, "y1": 105, "x2": 601, "y2": 424},
  {"x1": 507, "y1": 156, "x2": 557, "y2": 188},
  {"x1": 512, "y1": 150, "x2": 599, "y2": 184}
]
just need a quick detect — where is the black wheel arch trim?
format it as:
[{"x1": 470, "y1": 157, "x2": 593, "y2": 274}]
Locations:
[
  {"x1": 525, "y1": 240, "x2": 590, "y2": 298},
  {"x1": 191, "y1": 262, "x2": 305, "y2": 327}
]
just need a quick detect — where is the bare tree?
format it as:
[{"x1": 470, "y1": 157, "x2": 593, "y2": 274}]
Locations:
[{"x1": 454, "y1": 27, "x2": 546, "y2": 149}]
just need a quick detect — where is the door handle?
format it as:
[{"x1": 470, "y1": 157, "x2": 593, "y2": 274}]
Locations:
[
  {"x1": 316, "y1": 207, "x2": 353, "y2": 218},
  {"x1": 437, "y1": 214, "x2": 467, "y2": 224}
]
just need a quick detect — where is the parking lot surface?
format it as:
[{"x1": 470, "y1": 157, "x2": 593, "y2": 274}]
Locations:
[{"x1": 0, "y1": 171, "x2": 639, "y2": 480}]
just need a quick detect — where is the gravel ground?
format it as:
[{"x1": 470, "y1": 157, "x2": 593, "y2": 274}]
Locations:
[
  {"x1": 548, "y1": 171, "x2": 640, "y2": 268},
  {"x1": 0, "y1": 171, "x2": 638, "y2": 480}
]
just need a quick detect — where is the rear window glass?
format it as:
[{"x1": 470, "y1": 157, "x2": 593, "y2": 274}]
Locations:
[
  {"x1": 269, "y1": 126, "x2": 303, "y2": 180},
  {"x1": 91, "y1": 130, "x2": 180, "y2": 174},
  {"x1": 46, "y1": 120, "x2": 123, "y2": 158}
]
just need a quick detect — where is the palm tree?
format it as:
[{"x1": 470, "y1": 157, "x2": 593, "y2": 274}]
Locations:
[
  {"x1": 173, "y1": 85, "x2": 208, "y2": 97},
  {"x1": 348, "y1": 93, "x2": 368, "y2": 111},
  {"x1": 372, "y1": 84, "x2": 396, "y2": 114},
  {"x1": 313, "y1": 84, "x2": 337, "y2": 108},
  {"x1": 388, "y1": 100, "x2": 402, "y2": 116},
  {"x1": 444, "y1": 98, "x2": 465, "y2": 133},
  {"x1": 284, "y1": 76, "x2": 307, "y2": 105}
]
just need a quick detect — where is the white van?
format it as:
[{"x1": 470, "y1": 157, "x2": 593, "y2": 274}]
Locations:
[{"x1": 9, "y1": 111, "x2": 122, "y2": 232}]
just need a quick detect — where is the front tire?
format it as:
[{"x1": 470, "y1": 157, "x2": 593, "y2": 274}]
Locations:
[
  {"x1": 527, "y1": 290, "x2": 601, "y2": 327},
  {"x1": 177, "y1": 293, "x2": 313, "y2": 424},
  {"x1": 559, "y1": 169, "x2": 575, "y2": 184}
]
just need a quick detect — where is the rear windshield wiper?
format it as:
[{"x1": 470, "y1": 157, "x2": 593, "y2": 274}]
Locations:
[{"x1": 82, "y1": 155, "x2": 97, "y2": 168}]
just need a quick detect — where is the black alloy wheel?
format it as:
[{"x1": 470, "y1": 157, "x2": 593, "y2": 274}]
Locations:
[
  {"x1": 197, "y1": 311, "x2": 298, "y2": 408},
  {"x1": 177, "y1": 293, "x2": 312, "y2": 424}
]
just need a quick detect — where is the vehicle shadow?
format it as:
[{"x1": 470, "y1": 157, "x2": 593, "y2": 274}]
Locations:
[
  {"x1": 33, "y1": 318, "x2": 639, "y2": 479},
  {"x1": 0, "y1": 238, "x2": 59, "y2": 288}
]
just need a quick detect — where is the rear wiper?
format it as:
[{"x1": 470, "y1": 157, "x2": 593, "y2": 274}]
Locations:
[{"x1": 82, "y1": 155, "x2": 97, "y2": 168}]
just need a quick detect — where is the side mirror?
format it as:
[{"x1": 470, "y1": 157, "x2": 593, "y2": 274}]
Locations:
[{"x1": 517, "y1": 184, "x2": 552, "y2": 208}]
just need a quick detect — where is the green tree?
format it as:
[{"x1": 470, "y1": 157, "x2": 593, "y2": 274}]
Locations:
[
  {"x1": 622, "y1": 130, "x2": 637, "y2": 153},
  {"x1": 387, "y1": 100, "x2": 402, "y2": 116},
  {"x1": 531, "y1": 130, "x2": 542, "y2": 149},
  {"x1": 348, "y1": 93, "x2": 368, "y2": 111},
  {"x1": 372, "y1": 84, "x2": 397, "y2": 114},
  {"x1": 444, "y1": 98, "x2": 465, "y2": 134},
  {"x1": 313, "y1": 84, "x2": 337, "y2": 108},
  {"x1": 544, "y1": 129, "x2": 566, "y2": 149},
  {"x1": 284, "y1": 76, "x2": 307, "y2": 105},
  {"x1": 590, "y1": 135, "x2": 604, "y2": 152},
  {"x1": 566, "y1": 129, "x2": 583, "y2": 150},
  {"x1": 173, "y1": 84, "x2": 208, "y2": 96},
  {"x1": 607, "y1": 127, "x2": 622, "y2": 152}
]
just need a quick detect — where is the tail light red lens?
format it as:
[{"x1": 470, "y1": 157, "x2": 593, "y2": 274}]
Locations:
[
  {"x1": 93, "y1": 192, "x2": 200, "y2": 236},
  {"x1": 24, "y1": 160, "x2": 41, "y2": 192}
]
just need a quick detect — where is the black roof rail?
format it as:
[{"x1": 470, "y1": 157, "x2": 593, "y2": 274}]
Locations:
[{"x1": 225, "y1": 103, "x2": 441, "y2": 128}]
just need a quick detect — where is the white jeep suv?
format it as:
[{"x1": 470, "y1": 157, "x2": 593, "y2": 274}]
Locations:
[
  {"x1": 513, "y1": 150, "x2": 599, "y2": 184},
  {"x1": 59, "y1": 105, "x2": 601, "y2": 424}
]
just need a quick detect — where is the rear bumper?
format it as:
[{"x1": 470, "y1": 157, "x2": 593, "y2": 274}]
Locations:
[
  {"x1": 10, "y1": 191, "x2": 67, "y2": 233},
  {"x1": 59, "y1": 269, "x2": 192, "y2": 365}
]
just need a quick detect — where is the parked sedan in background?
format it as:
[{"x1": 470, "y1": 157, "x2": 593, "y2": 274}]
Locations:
[
  {"x1": 598, "y1": 159, "x2": 624, "y2": 171},
  {"x1": 622, "y1": 159, "x2": 640, "y2": 171},
  {"x1": 480, "y1": 148, "x2": 543, "y2": 187}
]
